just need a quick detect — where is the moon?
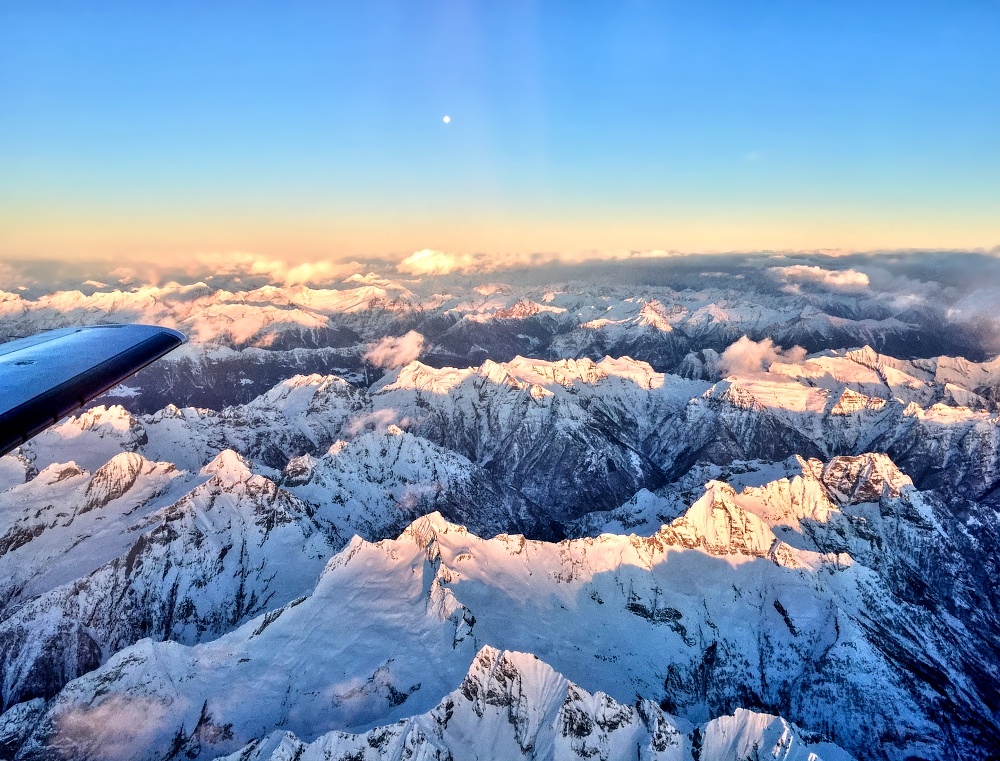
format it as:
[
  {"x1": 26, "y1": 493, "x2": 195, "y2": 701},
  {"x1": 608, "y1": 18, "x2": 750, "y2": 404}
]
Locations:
[{"x1": 443, "y1": 115, "x2": 451, "y2": 124}]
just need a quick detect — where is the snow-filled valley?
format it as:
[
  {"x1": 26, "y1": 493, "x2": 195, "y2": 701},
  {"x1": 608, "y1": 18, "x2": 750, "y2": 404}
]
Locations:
[{"x1": 2, "y1": 255, "x2": 1000, "y2": 760}]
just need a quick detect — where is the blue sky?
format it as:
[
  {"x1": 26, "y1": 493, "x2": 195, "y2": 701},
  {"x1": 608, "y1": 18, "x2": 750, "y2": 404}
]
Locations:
[{"x1": 1, "y1": 1, "x2": 998, "y2": 261}]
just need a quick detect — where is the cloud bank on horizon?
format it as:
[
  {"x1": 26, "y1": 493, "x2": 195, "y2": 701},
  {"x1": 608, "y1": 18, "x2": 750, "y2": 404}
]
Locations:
[
  {"x1": 107, "y1": 252, "x2": 367, "y2": 289},
  {"x1": 395, "y1": 248, "x2": 687, "y2": 277},
  {"x1": 4, "y1": 246, "x2": 1000, "y2": 293},
  {"x1": 6, "y1": 249, "x2": 1000, "y2": 358},
  {"x1": 769, "y1": 264, "x2": 871, "y2": 293}
]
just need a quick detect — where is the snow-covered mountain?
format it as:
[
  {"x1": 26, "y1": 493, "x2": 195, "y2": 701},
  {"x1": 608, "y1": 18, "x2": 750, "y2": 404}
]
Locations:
[
  {"x1": 3, "y1": 450, "x2": 999, "y2": 759},
  {"x1": 4, "y1": 254, "x2": 999, "y2": 410},
  {"x1": 282, "y1": 428, "x2": 555, "y2": 540},
  {"x1": 14, "y1": 346, "x2": 1000, "y2": 511},
  {"x1": 223, "y1": 647, "x2": 855, "y2": 761},
  {"x1": 3, "y1": 258, "x2": 1000, "y2": 760},
  {"x1": 0, "y1": 451, "x2": 342, "y2": 712}
]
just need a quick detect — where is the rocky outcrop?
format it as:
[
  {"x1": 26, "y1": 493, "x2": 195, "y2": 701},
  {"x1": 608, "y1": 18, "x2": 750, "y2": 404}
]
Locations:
[
  {"x1": 7, "y1": 455, "x2": 1000, "y2": 761},
  {"x1": 221, "y1": 647, "x2": 854, "y2": 761},
  {"x1": 5, "y1": 271, "x2": 1000, "y2": 761},
  {"x1": 0, "y1": 451, "x2": 342, "y2": 711}
]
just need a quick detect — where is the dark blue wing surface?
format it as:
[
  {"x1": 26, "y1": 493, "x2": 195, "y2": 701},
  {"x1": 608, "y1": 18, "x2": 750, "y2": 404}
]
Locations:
[{"x1": 0, "y1": 324, "x2": 184, "y2": 456}]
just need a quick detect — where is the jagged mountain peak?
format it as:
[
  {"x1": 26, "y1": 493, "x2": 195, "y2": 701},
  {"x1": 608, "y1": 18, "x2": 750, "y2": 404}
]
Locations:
[
  {"x1": 511, "y1": 297, "x2": 563, "y2": 316},
  {"x1": 710, "y1": 380, "x2": 766, "y2": 411},
  {"x1": 478, "y1": 357, "x2": 526, "y2": 388},
  {"x1": 280, "y1": 452, "x2": 319, "y2": 485},
  {"x1": 504, "y1": 355, "x2": 610, "y2": 386},
  {"x1": 377, "y1": 361, "x2": 475, "y2": 395},
  {"x1": 200, "y1": 449, "x2": 255, "y2": 485},
  {"x1": 504, "y1": 354, "x2": 665, "y2": 391},
  {"x1": 568, "y1": 450, "x2": 927, "y2": 563},
  {"x1": 219, "y1": 645, "x2": 855, "y2": 761},
  {"x1": 32, "y1": 461, "x2": 89, "y2": 486},
  {"x1": 366, "y1": 498, "x2": 804, "y2": 594},
  {"x1": 830, "y1": 387, "x2": 887, "y2": 415},
  {"x1": 580, "y1": 297, "x2": 679, "y2": 336},
  {"x1": 82, "y1": 452, "x2": 156, "y2": 512},
  {"x1": 462, "y1": 643, "x2": 551, "y2": 688},
  {"x1": 668, "y1": 452, "x2": 919, "y2": 552},
  {"x1": 480, "y1": 297, "x2": 566, "y2": 320},
  {"x1": 382, "y1": 354, "x2": 664, "y2": 399},
  {"x1": 729, "y1": 452, "x2": 911, "y2": 508},
  {"x1": 252, "y1": 372, "x2": 350, "y2": 402},
  {"x1": 820, "y1": 453, "x2": 912, "y2": 503},
  {"x1": 72, "y1": 404, "x2": 142, "y2": 433},
  {"x1": 637, "y1": 299, "x2": 675, "y2": 332},
  {"x1": 704, "y1": 709, "x2": 855, "y2": 761},
  {"x1": 399, "y1": 510, "x2": 467, "y2": 550},
  {"x1": 258, "y1": 372, "x2": 331, "y2": 395},
  {"x1": 155, "y1": 403, "x2": 185, "y2": 419},
  {"x1": 845, "y1": 345, "x2": 881, "y2": 367},
  {"x1": 713, "y1": 457, "x2": 843, "y2": 535},
  {"x1": 659, "y1": 482, "x2": 798, "y2": 566}
]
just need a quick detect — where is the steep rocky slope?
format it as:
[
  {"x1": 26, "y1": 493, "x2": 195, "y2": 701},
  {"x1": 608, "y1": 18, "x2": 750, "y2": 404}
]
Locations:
[
  {"x1": 4, "y1": 452, "x2": 998, "y2": 760},
  {"x1": 16, "y1": 346, "x2": 1000, "y2": 512},
  {"x1": 223, "y1": 647, "x2": 854, "y2": 761},
  {"x1": 0, "y1": 452, "x2": 342, "y2": 712},
  {"x1": 4, "y1": 261, "x2": 1000, "y2": 760}
]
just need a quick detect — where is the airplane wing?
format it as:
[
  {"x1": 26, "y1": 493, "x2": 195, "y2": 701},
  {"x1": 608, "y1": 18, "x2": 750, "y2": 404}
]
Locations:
[{"x1": 0, "y1": 324, "x2": 185, "y2": 457}]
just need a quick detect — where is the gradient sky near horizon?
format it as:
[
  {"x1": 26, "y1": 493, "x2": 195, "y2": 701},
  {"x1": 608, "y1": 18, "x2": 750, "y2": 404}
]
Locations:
[{"x1": 1, "y1": 1, "x2": 999, "y2": 264}]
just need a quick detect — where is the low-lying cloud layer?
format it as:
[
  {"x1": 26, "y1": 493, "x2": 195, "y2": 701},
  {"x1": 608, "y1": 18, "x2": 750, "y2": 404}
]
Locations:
[
  {"x1": 345, "y1": 409, "x2": 412, "y2": 436},
  {"x1": 716, "y1": 336, "x2": 808, "y2": 377},
  {"x1": 5, "y1": 249, "x2": 1000, "y2": 358},
  {"x1": 397, "y1": 249, "x2": 485, "y2": 277},
  {"x1": 770, "y1": 264, "x2": 870, "y2": 293},
  {"x1": 395, "y1": 248, "x2": 684, "y2": 277},
  {"x1": 111, "y1": 252, "x2": 366, "y2": 288},
  {"x1": 53, "y1": 695, "x2": 173, "y2": 757},
  {"x1": 364, "y1": 331, "x2": 425, "y2": 369}
]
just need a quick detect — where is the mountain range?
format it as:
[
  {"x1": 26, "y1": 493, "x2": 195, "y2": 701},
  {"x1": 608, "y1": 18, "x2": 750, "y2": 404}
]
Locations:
[{"x1": 2, "y1": 257, "x2": 1000, "y2": 760}]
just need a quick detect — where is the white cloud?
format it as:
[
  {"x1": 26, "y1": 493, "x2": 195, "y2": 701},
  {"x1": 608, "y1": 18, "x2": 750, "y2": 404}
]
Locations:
[
  {"x1": 396, "y1": 248, "x2": 685, "y2": 277},
  {"x1": 53, "y1": 696, "x2": 174, "y2": 757},
  {"x1": 769, "y1": 265, "x2": 870, "y2": 293},
  {"x1": 0, "y1": 261, "x2": 24, "y2": 291},
  {"x1": 345, "y1": 408, "x2": 411, "y2": 436},
  {"x1": 109, "y1": 264, "x2": 165, "y2": 286},
  {"x1": 364, "y1": 330, "x2": 425, "y2": 369},
  {"x1": 397, "y1": 249, "x2": 484, "y2": 276},
  {"x1": 399, "y1": 482, "x2": 441, "y2": 511},
  {"x1": 111, "y1": 252, "x2": 365, "y2": 288},
  {"x1": 200, "y1": 252, "x2": 363, "y2": 286},
  {"x1": 716, "y1": 336, "x2": 807, "y2": 377}
]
